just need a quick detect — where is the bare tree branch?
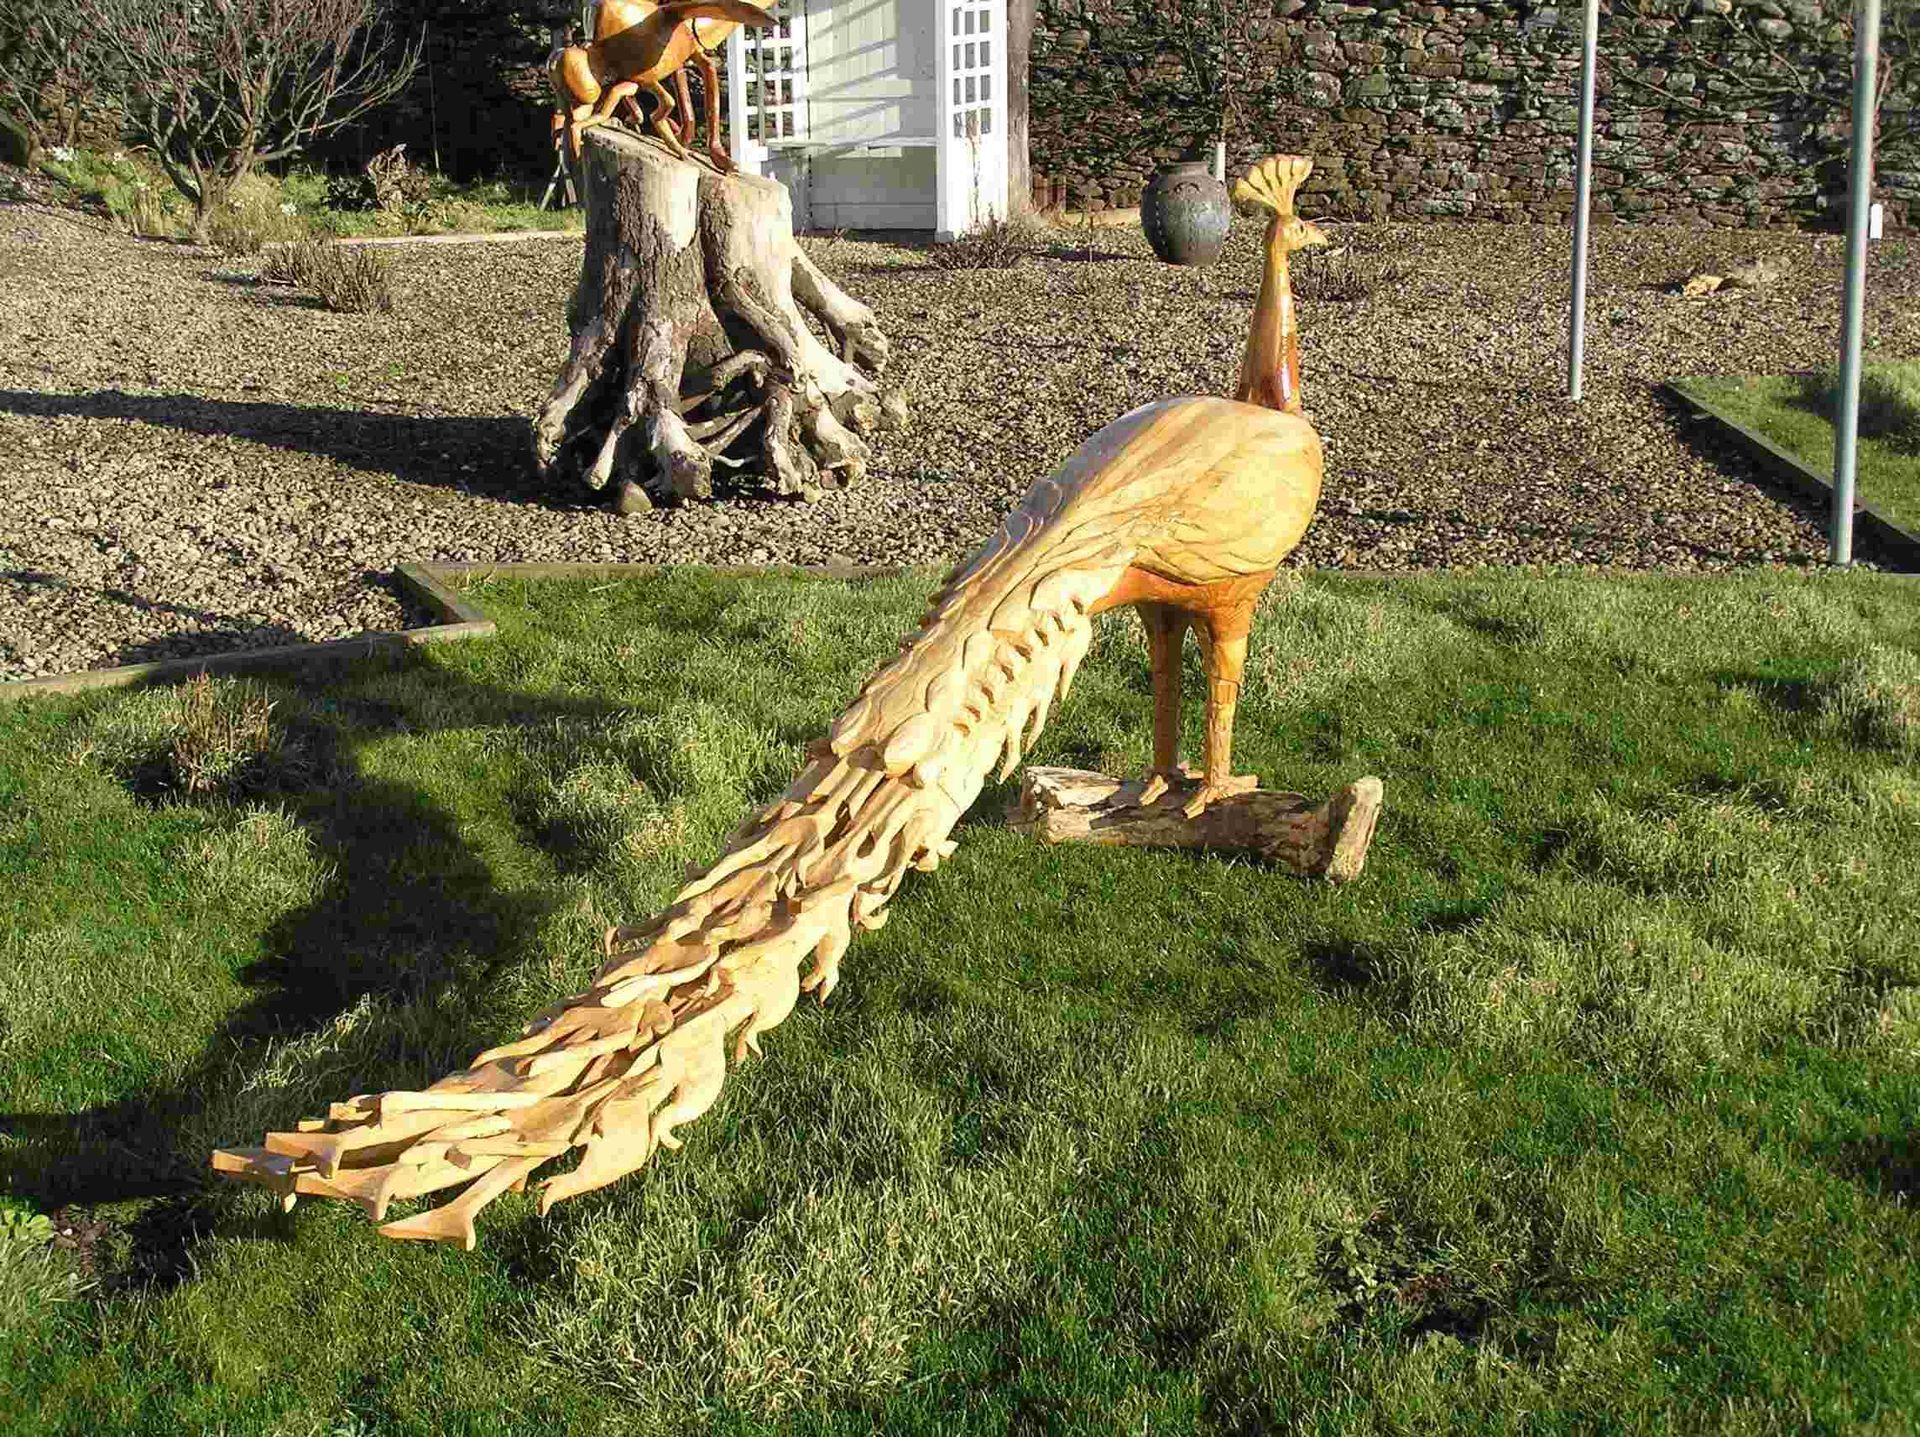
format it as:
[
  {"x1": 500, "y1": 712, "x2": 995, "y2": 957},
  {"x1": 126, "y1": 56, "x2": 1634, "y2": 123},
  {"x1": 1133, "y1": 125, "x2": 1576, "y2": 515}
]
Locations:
[
  {"x1": 0, "y1": 0, "x2": 106, "y2": 157},
  {"x1": 75, "y1": 0, "x2": 421, "y2": 227}
]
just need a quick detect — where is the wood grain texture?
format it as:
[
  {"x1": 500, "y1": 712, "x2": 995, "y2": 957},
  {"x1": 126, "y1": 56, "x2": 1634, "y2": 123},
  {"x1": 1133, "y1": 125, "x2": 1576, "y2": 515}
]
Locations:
[{"x1": 1010, "y1": 767, "x2": 1383, "y2": 883}]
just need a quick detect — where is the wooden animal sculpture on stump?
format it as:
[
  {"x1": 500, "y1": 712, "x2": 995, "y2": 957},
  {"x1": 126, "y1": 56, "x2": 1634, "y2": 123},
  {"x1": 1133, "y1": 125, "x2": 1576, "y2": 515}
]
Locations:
[
  {"x1": 572, "y1": 0, "x2": 746, "y2": 169},
  {"x1": 212, "y1": 157, "x2": 1351, "y2": 1249},
  {"x1": 551, "y1": 0, "x2": 775, "y2": 165}
]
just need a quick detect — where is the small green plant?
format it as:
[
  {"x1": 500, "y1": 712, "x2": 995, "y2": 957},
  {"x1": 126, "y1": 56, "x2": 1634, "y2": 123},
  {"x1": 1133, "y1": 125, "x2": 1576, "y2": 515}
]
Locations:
[
  {"x1": 37, "y1": 146, "x2": 187, "y2": 237},
  {"x1": 0, "y1": 1197, "x2": 81, "y2": 1325},
  {"x1": 204, "y1": 175, "x2": 307, "y2": 255},
  {"x1": 0, "y1": 1199, "x2": 53, "y2": 1248}
]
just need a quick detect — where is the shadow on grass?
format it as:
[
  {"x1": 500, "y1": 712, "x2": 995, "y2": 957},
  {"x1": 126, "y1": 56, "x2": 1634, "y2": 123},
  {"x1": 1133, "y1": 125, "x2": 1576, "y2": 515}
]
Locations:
[
  {"x1": 0, "y1": 389, "x2": 548, "y2": 505},
  {"x1": 0, "y1": 653, "x2": 631, "y2": 1284},
  {"x1": 1711, "y1": 669, "x2": 1815, "y2": 717},
  {"x1": 1833, "y1": 1134, "x2": 1920, "y2": 1207}
]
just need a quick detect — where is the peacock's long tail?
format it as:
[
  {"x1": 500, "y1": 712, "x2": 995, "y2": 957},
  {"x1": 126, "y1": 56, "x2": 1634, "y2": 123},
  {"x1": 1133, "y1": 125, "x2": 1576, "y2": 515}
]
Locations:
[{"x1": 211, "y1": 462, "x2": 1149, "y2": 1248}]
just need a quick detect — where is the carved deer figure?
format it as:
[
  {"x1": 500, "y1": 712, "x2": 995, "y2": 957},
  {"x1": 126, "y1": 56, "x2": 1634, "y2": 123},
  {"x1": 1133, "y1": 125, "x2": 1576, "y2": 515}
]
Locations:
[
  {"x1": 213, "y1": 157, "x2": 1332, "y2": 1251},
  {"x1": 551, "y1": 0, "x2": 776, "y2": 166},
  {"x1": 587, "y1": 0, "x2": 748, "y2": 164}
]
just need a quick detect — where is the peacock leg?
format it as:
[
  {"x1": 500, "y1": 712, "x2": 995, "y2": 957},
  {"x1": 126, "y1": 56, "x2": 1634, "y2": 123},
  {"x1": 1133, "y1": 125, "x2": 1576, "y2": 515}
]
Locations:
[
  {"x1": 691, "y1": 45, "x2": 731, "y2": 171},
  {"x1": 1135, "y1": 602, "x2": 1187, "y2": 808},
  {"x1": 1184, "y1": 597, "x2": 1262, "y2": 818},
  {"x1": 676, "y1": 68, "x2": 698, "y2": 147}
]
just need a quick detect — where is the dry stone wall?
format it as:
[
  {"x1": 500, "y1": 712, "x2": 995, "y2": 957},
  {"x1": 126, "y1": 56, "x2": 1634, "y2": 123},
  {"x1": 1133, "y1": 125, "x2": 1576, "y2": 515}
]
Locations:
[{"x1": 1028, "y1": 0, "x2": 1916, "y2": 227}]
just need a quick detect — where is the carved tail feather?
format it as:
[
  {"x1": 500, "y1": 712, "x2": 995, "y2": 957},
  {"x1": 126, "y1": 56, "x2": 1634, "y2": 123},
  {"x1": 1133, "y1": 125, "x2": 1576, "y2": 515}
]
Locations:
[{"x1": 210, "y1": 482, "x2": 1140, "y2": 1248}]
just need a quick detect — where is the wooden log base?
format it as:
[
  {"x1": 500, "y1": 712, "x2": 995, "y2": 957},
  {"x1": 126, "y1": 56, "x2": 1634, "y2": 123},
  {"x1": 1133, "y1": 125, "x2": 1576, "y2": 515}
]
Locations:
[{"x1": 1010, "y1": 766, "x2": 1383, "y2": 883}]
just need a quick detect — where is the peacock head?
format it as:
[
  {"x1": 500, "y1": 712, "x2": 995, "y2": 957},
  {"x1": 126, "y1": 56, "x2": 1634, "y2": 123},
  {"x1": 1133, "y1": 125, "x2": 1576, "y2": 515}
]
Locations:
[{"x1": 1278, "y1": 214, "x2": 1329, "y2": 255}]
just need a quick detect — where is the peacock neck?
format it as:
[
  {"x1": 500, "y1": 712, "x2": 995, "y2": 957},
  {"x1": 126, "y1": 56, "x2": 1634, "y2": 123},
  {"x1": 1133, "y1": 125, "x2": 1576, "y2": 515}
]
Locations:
[{"x1": 1237, "y1": 216, "x2": 1303, "y2": 415}]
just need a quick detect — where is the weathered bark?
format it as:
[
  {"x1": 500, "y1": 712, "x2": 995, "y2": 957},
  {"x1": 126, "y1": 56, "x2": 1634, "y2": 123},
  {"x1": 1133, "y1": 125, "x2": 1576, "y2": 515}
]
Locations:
[
  {"x1": 534, "y1": 128, "x2": 904, "y2": 512},
  {"x1": 1007, "y1": 0, "x2": 1034, "y2": 212},
  {"x1": 1010, "y1": 767, "x2": 1383, "y2": 883}
]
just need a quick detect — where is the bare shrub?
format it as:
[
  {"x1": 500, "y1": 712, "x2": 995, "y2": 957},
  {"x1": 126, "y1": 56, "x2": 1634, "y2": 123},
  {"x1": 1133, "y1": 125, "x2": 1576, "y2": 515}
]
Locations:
[
  {"x1": 258, "y1": 235, "x2": 392, "y2": 311},
  {"x1": 1291, "y1": 248, "x2": 1410, "y2": 304},
  {"x1": 79, "y1": 0, "x2": 420, "y2": 235},
  {"x1": 928, "y1": 213, "x2": 1035, "y2": 271},
  {"x1": 305, "y1": 241, "x2": 395, "y2": 313}
]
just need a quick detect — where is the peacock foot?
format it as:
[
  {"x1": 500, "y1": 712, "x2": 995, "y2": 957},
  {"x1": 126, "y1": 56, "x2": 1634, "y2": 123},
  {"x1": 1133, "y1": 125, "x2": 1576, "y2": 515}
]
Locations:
[
  {"x1": 1134, "y1": 768, "x2": 1188, "y2": 809},
  {"x1": 1180, "y1": 773, "x2": 1260, "y2": 819}
]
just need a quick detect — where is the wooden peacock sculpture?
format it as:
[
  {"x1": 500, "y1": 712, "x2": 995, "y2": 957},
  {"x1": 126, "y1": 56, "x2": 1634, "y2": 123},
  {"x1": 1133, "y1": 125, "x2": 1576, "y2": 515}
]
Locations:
[{"x1": 213, "y1": 156, "x2": 1343, "y2": 1247}]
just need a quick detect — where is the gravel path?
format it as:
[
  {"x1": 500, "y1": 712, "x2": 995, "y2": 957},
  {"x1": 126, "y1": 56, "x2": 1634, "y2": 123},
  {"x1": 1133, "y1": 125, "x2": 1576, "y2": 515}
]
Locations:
[{"x1": 3, "y1": 198, "x2": 1916, "y2": 681}]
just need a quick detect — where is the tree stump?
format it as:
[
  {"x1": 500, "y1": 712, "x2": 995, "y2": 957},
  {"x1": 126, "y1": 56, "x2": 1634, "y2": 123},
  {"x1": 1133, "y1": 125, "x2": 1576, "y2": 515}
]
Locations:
[
  {"x1": 534, "y1": 129, "x2": 905, "y2": 512},
  {"x1": 1010, "y1": 767, "x2": 1384, "y2": 883}
]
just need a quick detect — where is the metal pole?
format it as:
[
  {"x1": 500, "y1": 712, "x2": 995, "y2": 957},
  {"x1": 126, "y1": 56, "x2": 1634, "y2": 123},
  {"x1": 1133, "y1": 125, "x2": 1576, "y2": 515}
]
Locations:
[
  {"x1": 1568, "y1": 0, "x2": 1600, "y2": 401},
  {"x1": 1833, "y1": 0, "x2": 1882, "y2": 567}
]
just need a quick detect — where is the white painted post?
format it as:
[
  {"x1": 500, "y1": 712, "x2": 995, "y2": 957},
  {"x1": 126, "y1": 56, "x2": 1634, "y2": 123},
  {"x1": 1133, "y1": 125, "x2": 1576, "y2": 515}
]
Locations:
[
  {"x1": 728, "y1": 9, "x2": 810, "y2": 193},
  {"x1": 1568, "y1": 0, "x2": 1600, "y2": 401},
  {"x1": 1833, "y1": 0, "x2": 1882, "y2": 567},
  {"x1": 936, "y1": 0, "x2": 1009, "y2": 239}
]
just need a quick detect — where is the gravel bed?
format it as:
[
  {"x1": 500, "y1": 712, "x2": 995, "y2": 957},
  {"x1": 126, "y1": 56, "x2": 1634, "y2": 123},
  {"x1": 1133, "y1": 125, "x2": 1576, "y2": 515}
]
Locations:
[{"x1": 2, "y1": 197, "x2": 1917, "y2": 681}]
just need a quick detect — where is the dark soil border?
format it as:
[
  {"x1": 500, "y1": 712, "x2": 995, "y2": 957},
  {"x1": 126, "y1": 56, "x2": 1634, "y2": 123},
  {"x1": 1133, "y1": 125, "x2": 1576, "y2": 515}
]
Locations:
[
  {"x1": 0, "y1": 562, "x2": 907, "y2": 703},
  {"x1": 1665, "y1": 377, "x2": 1920, "y2": 572}
]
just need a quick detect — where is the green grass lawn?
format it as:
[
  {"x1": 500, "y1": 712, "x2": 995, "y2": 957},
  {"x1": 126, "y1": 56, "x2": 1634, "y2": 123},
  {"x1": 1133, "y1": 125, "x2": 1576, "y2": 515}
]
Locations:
[
  {"x1": 3, "y1": 568, "x2": 1920, "y2": 1433},
  {"x1": 1679, "y1": 362, "x2": 1920, "y2": 538}
]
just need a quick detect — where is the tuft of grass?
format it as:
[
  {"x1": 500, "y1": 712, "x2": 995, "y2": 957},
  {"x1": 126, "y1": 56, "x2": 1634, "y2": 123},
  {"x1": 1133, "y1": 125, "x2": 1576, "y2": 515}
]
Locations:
[
  {"x1": 1797, "y1": 363, "x2": 1920, "y2": 452},
  {"x1": 73, "y1": 673, "x2": 319, "y2": 801},
  {"x1": 1811, "y1": 642, "x2": 1920, "y2": 755}
]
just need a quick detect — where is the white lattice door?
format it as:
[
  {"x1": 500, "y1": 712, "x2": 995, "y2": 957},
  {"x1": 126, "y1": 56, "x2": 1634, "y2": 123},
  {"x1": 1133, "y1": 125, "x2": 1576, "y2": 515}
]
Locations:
[
  {"x1": 935, "y1": 0, "x2": 1007, "y2": 239},
  {"x1": 728, "y1": 9, "x2": 810, "y2": 212}
]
